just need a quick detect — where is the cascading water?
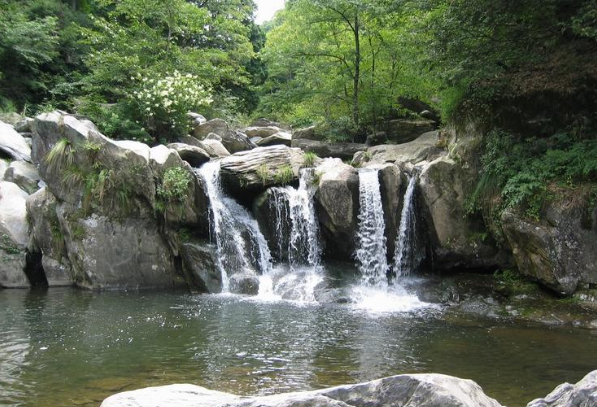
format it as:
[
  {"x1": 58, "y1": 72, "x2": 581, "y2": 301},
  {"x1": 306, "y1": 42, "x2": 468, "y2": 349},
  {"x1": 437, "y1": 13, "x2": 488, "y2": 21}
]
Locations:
[
  {"x1": 270, "y1": 169, "x2": 322, "y2": 268},
  {"x1": 258, "y1": 169, "x2": 323, "y2": 301},
  {"x1": 351, "y1": 168, "x2": 428, "y2": 313},
  {"x1": 393, "y1": 174, "x2": 418, "y2": 277},
  {"x1": 355, "y1": 169, "x2": 388, "y2": 286},
  {"x1": 197, "y1": 161, "x2": 272, "y2": 293}
]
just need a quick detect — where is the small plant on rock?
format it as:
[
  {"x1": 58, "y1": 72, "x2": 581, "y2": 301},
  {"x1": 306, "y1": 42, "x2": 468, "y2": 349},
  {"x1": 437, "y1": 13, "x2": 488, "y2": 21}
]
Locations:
[
  {"x1": 275, "y1": 165, "x2": 294, "y2": 185},
  {"x1": 303, "y1": 152, "x2": 318, "y2": 168},
  {"x1": 157, "y1": 167, "x2": 192, "y2": 208}
]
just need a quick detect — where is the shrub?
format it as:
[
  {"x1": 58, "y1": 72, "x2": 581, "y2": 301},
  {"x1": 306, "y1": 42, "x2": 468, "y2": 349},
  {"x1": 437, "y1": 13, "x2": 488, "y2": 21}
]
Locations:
[
  {"x1": 157, "y1": 167, "x2": 192, "y2": 204},
  {"x1": 132, "y1": 71, "x2": 212, "y2": 143}
]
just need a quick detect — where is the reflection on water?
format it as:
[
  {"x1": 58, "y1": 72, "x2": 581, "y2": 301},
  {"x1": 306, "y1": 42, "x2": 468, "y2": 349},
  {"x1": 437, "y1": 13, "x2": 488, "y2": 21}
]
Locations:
[{"x1": 1, "y1": 287, "x2": 597, "y2": 407}]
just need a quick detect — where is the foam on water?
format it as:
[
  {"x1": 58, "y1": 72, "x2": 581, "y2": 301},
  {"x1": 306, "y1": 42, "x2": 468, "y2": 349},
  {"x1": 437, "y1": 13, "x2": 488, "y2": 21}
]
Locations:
[{"x1": 349, "y1": 284, "x2": 431, "y2": 314}]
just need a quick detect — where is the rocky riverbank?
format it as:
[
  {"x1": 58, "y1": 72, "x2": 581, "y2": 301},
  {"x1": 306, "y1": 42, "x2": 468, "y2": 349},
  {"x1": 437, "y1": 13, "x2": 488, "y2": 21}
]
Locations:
[{"x1": 0, "y1": 111, "x2": 595, "y2": 301}]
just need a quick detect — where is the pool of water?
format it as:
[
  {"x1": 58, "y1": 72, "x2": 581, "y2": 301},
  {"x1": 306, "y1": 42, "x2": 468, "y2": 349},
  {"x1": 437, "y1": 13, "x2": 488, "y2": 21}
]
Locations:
[{"x1": 1, "y1": 286, "x2": 597, "y2": 407}]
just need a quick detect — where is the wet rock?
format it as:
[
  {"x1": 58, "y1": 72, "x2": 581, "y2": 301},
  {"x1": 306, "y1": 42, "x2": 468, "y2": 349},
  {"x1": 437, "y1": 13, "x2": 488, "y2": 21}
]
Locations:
[
  {"x1": 314, "y1": 159, "x2": 359, "y2": 259},
  {"x1": 0, "y1": 181, "x2": 30, "y2": 287},
  {"x1": 220, "y1": 146, "x2": 304, "y2": 192},
  {"x1": 4, "y1": 161, "x2": 41, "y2": 194},
  {"x1": 0, "y1": 120, "x2": 32, "y2": 161},
  {"x1": 101, "y1": 373, "x2": 504, "y2": 407},
  {"x1": 180, "y1": 240, "x2": 221, "y2": 293},
  {"x1": 167, "y1": 143, "x2": 210, "y2": 167},
  {"x1": 527, "y1": 370, "x2": 597, "y2": 407},
  {"x1": 502, "y1": 203, "x2": 597, "y2": 295},
  {"x1": 229, "y1": 273, "x2": 259, "y2": 295},
  {"x1": 292, "y1": 139, "x2": 366, "y2": 160},
  {"x1": 26, "y1": 188, "x2": 72, "y2": 286}
]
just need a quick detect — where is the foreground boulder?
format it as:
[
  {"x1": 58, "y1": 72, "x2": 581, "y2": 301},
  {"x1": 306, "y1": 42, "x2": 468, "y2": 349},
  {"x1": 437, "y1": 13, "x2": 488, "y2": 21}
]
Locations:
[
  {"x1": 101, "y1": 373, "x2": 504, "y2": 407},
  {"x1": 502, "y1": 200, "x2": 597, "y2": 295},
  {"x1": 0, "y1": 181, "x2": 30, "y2": 287},
  {"x1": 527, "y1": 370, "x2": 597, "y2": 407},
  {"x1": 220, "y1": 146, "x2": 305, "y2": 193},
  {"x1": 0, "y1": 120, "x2": 32, "y2": 161},
  {"x1": 167, "y1": 143, "x2": 210, "y2": 167},
  {"x1": 314, "y1": 159, "x2": 359, "y2": 259}
]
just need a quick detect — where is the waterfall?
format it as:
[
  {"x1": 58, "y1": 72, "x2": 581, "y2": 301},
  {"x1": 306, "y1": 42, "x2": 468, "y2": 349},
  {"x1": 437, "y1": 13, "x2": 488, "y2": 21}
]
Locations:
[
  {"x1": 355, "y1": 169, "x2": 388, "y2": 286},
  {"x1": 197, "y1": 161, "x2": 272, "y2": 292},
  {"x1": 270, "y1": 169, "x2": 322, "y2": 268},
  {"x1": 393, "y1": 175, "x2": 418, "y2": 277},
  {"x1": 258, "y1": 169, "x2": 323, "y2": 301}
]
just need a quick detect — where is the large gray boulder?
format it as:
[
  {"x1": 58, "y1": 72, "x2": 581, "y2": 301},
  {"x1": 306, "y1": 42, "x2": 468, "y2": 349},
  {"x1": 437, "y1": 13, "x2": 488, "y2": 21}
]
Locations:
[
  {"x1": 220, "y1": 146, "x2": 305, "y2": 192},
  {"x1": 101, "y1": 373, "x2": 504, "y2": 407},
  {"x1": 0, "y1": 120, "x2": 32, "y2": 161},
  {"x1": 56, "y1": 204, "x2": 185, "y2": 290},
  {"x1": 180, "y1": 240, "x2": 221, "y2": 293},
  {"x1": 502, "y1": 201, "x2": 597, "y2": 295},
  {"x1": 244, "y1": 126, "x2": 282, "y2": 138},
  {"x1": 418, "y1": 157, "x2": 511, "y2": 271},
  {"x1": 4, "y1": 161, "x2": 41, "y2": 193},
  {"x1": 167, "y1": 143, "x2": 210, "y2": 167},
  {"x1": 0, "y1": 181, "x2": 30, "y2": 287},
  {"x1": 292, "y1": 139, "x2": 366, "y2": 160},
  {"x1": 354, "y1": 131, "x2": 442, "y2": 167},
  {"x1": 292, "y1": 125, "x2": 319, "y2": 140},
  {"x1": 193, "y1": 118, "x2": 230, "y2": 139},
  {"x1": 314, "y1": 159, "x2": 359, "y2": 259},
  {"x1": 382, "y1": 118, "x2": 437, "y2": 144},
  {"x1": 527, "y1": 370, "x2": 597, "y2": 407},
  {"x1": 32, "y1": 112, "x2": 156, "y2": 209},
  {"x1": 177, "y1": 136, "x2": 230, "y2": 158},
  {"x1": 256, "y1": 131, "x2": 292, "y2": 147},
  {"x1": 26, "y1": 188, "x2": 72, "y2": 286}
]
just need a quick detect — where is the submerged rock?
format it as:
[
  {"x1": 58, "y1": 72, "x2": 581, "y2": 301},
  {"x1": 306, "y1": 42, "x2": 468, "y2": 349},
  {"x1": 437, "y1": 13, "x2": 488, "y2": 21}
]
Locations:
[
  {"x1": 101, "y1": 373, "x2": 504, "y2": 407},
  {"x1": 228, "y1": 273, "x2": 260, "y2": 295},
  {"x1": 527, "y1": 370, "x2": 597, "y2": 407}
]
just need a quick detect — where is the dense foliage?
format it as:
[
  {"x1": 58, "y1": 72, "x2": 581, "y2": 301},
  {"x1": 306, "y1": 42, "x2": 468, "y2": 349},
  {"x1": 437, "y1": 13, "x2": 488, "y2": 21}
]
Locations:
[{"x1": 1, "y1": 1, "x2": 596, "y2": 216}]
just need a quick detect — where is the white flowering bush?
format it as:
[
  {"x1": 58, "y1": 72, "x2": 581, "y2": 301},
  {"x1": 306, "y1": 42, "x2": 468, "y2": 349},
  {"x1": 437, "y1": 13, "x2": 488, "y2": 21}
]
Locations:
[{"x1": 132, "y1": 71, "x2": 212, "y2": 142}]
